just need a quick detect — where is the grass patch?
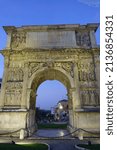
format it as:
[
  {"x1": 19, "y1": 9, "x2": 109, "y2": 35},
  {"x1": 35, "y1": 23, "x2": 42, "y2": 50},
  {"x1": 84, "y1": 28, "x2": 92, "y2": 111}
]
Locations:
[
  {"x1": 78, "y1": 144, "x2": 100, "y2": 150},
  {"x1": 0, "y1": 143, "x2": 48, "y2": 150},
  {"x1": 38, "y1": 123, "x2": 67, "y2": 129}
]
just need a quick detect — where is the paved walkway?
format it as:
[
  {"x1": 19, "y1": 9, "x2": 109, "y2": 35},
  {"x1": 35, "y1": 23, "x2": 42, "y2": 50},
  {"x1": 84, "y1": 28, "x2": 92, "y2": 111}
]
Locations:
[
  {"x1": 0, "y1": 129, "x2": 100, "y2": 150},
  {"x1": 29, "y1": 129, "x2": 84, "y2": 149},
  {"x1": 45, "y1": 139, "x2": 83, "y2": 150},
  {"x1": 18, "y1": 139, "x2": 86, "y2": 150},
  {"x1": 32, "y1": 129, "x2": 71, "y2": 138},
  {"x1": 0, "y1": 138, "x2": 99, "y2": 150}
]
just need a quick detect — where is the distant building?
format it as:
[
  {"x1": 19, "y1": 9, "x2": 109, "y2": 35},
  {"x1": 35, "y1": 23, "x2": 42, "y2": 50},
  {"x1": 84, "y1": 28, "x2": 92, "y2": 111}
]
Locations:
[
  {"x1": 54, "y1": 99, "x2": 69, "y2": 121},
  {"x1": 51, "y1": 107, "x2": 55, "y2": 115}
]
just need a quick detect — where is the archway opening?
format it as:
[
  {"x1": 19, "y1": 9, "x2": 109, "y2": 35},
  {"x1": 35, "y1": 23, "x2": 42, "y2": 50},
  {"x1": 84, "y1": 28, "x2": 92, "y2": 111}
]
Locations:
[
  {"x1": 35, "y1": 80, "x2": 69, "y2": 129},
  {"x1": 29, "y1": 69, "x2": 73, "y2": 132}
]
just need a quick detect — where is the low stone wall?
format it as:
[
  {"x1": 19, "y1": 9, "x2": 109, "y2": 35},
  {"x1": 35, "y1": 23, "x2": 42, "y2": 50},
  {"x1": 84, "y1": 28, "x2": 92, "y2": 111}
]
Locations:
[{"x1": 68, "y1": 110, "x2": 100, "y2": 139}]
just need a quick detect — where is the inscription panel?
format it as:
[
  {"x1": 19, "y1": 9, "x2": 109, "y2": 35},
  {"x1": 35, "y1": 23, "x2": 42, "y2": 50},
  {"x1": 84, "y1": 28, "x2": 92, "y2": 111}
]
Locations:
[{"x1": 26, "y1": 31, "x2": 76, "y2": 48}]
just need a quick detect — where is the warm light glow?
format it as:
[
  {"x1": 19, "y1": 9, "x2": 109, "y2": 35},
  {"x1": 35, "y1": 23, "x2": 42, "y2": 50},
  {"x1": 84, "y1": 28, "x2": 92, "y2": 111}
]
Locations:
[
  {"x1": 59, "y1": 131, "x2": 64, "y2": 136},
  {"x1": 59, "y1": 104, "x2": 63, "y2": 109}
]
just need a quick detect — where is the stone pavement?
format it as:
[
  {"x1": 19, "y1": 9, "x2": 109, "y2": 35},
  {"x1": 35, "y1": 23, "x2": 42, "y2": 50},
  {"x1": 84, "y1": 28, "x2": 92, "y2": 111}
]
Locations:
[
  {"x1": 18, "y1": 139, "x2": 87, "y2": 150},
  {"x1": 0, "y1": 138, "x2": 100, "y2": 150},
  {"x1": 43, "y1": 139, "x2": 84, "y2": 150},
  {"x1": 28, "y1": 129, "x2": 99, "y2": 149},
  {"x1": 0, "y1": 129, "x2": 100, "y2": 150},
  {"x1": 32, "y1": 129, "x2": 71, "y2": 138}
]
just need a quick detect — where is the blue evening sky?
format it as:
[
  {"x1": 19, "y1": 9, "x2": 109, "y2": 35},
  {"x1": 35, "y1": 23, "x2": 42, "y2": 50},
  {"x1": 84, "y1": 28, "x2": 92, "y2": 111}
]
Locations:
[{"x1": 0, "y1": 0, "x2": 100, "y2": 110}]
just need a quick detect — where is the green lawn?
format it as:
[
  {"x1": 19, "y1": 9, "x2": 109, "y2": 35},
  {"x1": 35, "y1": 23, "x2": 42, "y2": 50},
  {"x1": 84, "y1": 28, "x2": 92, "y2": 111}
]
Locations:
[
  {"x1": 38, "y1": 123, "x2": 67, "y2": 129},
  {"x1": 0, "y1": 143, "x2": 48, "y2": 150},
  {"x1": 78, "y1": 144, "x2": 100, "y2": 150}
]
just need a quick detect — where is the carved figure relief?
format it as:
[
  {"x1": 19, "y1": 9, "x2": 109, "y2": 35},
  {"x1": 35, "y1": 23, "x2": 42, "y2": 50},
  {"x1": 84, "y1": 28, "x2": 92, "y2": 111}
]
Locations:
[
  {"x1": 43, "y1": 61, "x2": 55, "y2": 68},
  {"x1": 78, "y1": 71, "x2": 95, "y2": 81},
  {"x1": 11, "y1": 31, "x2": 26, "y2": 48},
  {"x1": 6, "y1": 82, "x2": 23, "y2": 91},
  {"x1": 61, "y1": 62, "x2": 74, "y2": 78},
  {"x1": 75, "y1": 32, "x2": 81, "y2": 46},
  {"x1": 81, "y1": 91, "x2": 90, "y2": 105},
  {"x1": 4, "y1": 93, "x2": 12, "y2": 105},
  {"x1": 81, "y1": 90, "x2": 99, "y2": 106},
  {"x1": 78, "y1": 62, "x2": 95, "y2": 81},
  {"x1": 90, "y1": 91, "x2": 96, "y2": 105},
  {"x1": 75, "y1": 31, "x2": 91, "y2": 47},
  {"x1": 4, "y1": 91, "x2": 21, "y2": 106},
  {"x1": 28, "y1": 62, "x2": 74, "y2": 78},
  {"x1": 7, "y1": 68, "x2": 24, "y2": 81},
  {"x1": 28, "y1": 63, "x2": 44, "y2": 78},
  {"x1": 5, "y1": 81, "x2": 23, "y2": 106},
  {"x1": 94, "y1": 92, "x2": 100, "y2": 105},
  {"x1": 81, "y1": 32, "x2": 91, "y2": 47}
]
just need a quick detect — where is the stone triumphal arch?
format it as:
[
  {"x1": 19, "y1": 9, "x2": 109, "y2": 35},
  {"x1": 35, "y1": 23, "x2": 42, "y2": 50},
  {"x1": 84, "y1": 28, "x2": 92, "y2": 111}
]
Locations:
[{"x1": 0, "y1": 24, "x2": 100, "y2": 138}]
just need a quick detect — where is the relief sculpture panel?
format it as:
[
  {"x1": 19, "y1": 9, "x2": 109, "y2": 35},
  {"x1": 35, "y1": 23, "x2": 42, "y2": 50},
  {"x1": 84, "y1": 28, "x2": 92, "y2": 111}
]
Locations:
[
  {"x1": 81, "y1": 90, "x2": 99, "y2": 106},
  {"x1": 4, "y1": 82, "x2": 23, "y2": 106},
  {"x1": 11, "y1": 31, "x2": 26, "y2": 48},
  {"x1": 28, "y1": 62, "x2": 44, "y2": 78},
  {"x1": 5, "y1": 92, "x2": 21, "y2": 106},
  {"x1": 7, "y1": 68, "x2": 24, "y2": 81},
  {"x1": 28, "y1": 61, "x2": 74, "y2": 78},
  {"x1": 61, "y1": 62, "x2": 74, "y2": 78},
  {"x1": 78, "y1": 60, "x2": 95, "y2": 81},
  {"x1": 75, "y1": 31, "x2": 91, "y2": 47}
]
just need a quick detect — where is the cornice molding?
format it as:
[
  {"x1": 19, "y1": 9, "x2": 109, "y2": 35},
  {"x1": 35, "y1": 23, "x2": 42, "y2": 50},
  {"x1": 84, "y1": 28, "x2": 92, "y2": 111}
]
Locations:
[{"x1": 3, "y1": 23, "x2": 99, "y2": 33}]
